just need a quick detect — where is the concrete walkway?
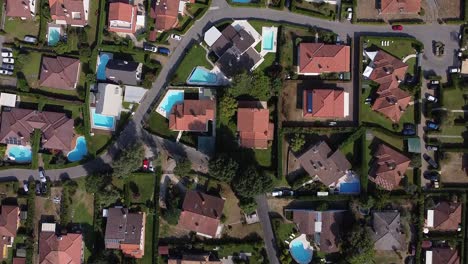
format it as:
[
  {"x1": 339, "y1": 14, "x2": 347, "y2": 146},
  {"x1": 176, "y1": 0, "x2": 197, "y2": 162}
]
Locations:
[{"x1": 402, "y1": 54, "x2": 417, "y2": 63}]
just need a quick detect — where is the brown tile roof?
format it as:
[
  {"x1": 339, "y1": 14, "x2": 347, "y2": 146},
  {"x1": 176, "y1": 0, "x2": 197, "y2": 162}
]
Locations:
[
  {"x1": 431, "y1": 248, "x2": 460, "y2": 264},
  {"x1": 0, "y1": 205, "x2": 19, "y2": 238},
  {"x1": 370, "y1": 211, "x2": 405, "y2": 251},
  {"x1": 0, "y1": 108, "x2": 75, "y2": 152},
  {"x1": 39, "y1": 232, "x2": 83, "y2": 264},
  {"x1": 49, "y1": 0, "x2": 87, "y2": 26},
  {"x1": 39, "y1": 56, "x2": 81, "y2": 90},
  {"x1": 151, "y1": 0, "x2": 179, "y2": 31},
  {"x1": 237, "y1": 101, "x2": 274, "y2": 149},
  {"x1": 303, "y1": 89, "x2": 346, "y2": 118},
  {"x1": 12, "y1": 258, "x2": 26, "y2": 264},
  {"x1": 291, "y1": 209, "x2": 345, "y2": 253},
  {"x1": 298, "y1": 43, "x2": 350, "y2": 74},
  {"x1": 432, "y1": 201, "x2": 462, "y2": 231},
  {"x1": 380, "y1": 0, "x2": 421, "y2": 14},
  {"x1": 367, "y1": 49, "x2": 411, "y2": 122},
  {"x1": 369, "y1": 144, "x2": 410, "y2": 191},
  {"x1": 5, "y1": 0, "x2": 33, "y2": 18},
  {"x1": 297, "y1": 141, "x2": 351, "y2": 186},
  {"x1": 168, "y1": 254, "x2": 222, "y2": 264},
  {"x1": 108, "y1": 2, "x2": 137, "y2": 33},
  {"x1": 104, "y1": 208, "x2": 145, "y2": 258},
  {"x1": 169, "y1": 99, "x2": 215, "y2": 132},
  {"x1": 178, "y1": 191, "x2": 224, "y2": 237}
]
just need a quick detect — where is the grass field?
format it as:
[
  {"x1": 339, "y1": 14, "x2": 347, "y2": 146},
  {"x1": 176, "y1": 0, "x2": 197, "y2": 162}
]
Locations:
[
  {"x1": 129, "y1": 173, "x2": 156, "y2": 204},
  {"x1": 172, "y1": 44, "x2": 212, "y2": 85},
  {"x1": 254, "y1": 148, "x2": 272, "y2": 167},
  {"x1": 88, "y1": 134, "x2": 112, "y2": 156},
  {"x1": 442, "y1": 88, "x2": 467, "y2": 110},
  {"x1": 87, "y1": 0, "x2": 100, "y2": 45},
  {"x1": 21, "y1": 52, "x2": 42, "y2": 88},
  {"x1": 370, "y1": 129, "x2": 404, "y2": 151},
  {"x1": 4, "y1": 18, "x2": 40, "y2": 41}
]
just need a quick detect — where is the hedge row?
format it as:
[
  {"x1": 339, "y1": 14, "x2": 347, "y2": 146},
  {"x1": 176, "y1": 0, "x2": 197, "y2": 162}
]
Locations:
[{"x1": 290, "y1": 5, "x2": 334, "y2": 21}]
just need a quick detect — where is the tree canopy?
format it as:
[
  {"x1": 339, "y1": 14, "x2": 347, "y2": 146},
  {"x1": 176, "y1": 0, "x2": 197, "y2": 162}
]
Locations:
[
  {"x1": 219, "y1": 94, "x2": 238, "y2": 123},
  {"x1": 173, "y1": 158, "x2": 192, "y2": 176},
  {"x1": 229, "y1": 71, "x2": 271, "y2": 101},
  {"x1": 290, "y1": 134, "x2": 306, "y2": 153},
  {"x1": 342, "y1": 225, "x2": 374, "y2": 264},
  {"x1": 112, "y1": 143, "x2": 144, "y2": 179},
  {"x1": 208, "y1": 154, "x2": 239, "y2": 182},
  {"x1": 232, "y1": 166, "x2": 272, "y2": 198}
]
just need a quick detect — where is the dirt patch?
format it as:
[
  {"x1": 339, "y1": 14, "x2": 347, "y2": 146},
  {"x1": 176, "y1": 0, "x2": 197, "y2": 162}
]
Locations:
[
  {"x1": 441, "y1": 152, "x2": 468, "y2": 183},
  {"x1": 436, "y1": 0, "x2": 461, "y2": 20},
  {"x1": 356, "y1": 0, "x2": 430, "y2": 22},
  {"x1": 267, "y1": 198, "x2": 293, "y2": 219}
]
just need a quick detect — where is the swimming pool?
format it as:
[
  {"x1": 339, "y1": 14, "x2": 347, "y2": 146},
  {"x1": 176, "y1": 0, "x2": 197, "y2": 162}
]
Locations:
[
  {"x1": 187, "y1": 67, "x2": 217, "y2": 84},
  {"x1": 48, "y1": 27, "x2": 61, "y2": 46},
  {"x1": 91, "y1": 108, "x2": 115, "y2": 129},
  {"x1": 340, "y1": 182, "x2": 360, "y2": 194},
  {"x1": 8, "y1": 145, "x2": 32, "y2": 163},
  {"x1": 290, "y1": 239, "x2": 313, "y2": 264},
  {"x1": 262, "y1": 30, "x2": 274, "y2": 51},
  {"x1": 156, "y1": 90, "x2": 184, "y2": 118},
  {"x1": 67, "y1": 136, "x2": 88, "y2": 162},
  {"x1": 97, "y1": 53, "x2": 113, "y2": 80},
  {"x1": 231, "y1": 0, "x2": 251, "y2": 3}
]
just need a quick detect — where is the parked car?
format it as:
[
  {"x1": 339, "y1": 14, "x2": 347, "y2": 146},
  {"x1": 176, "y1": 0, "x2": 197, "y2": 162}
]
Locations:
[
  {"x1": 425, "y1": 94, "x2": 438, "y2": 103},
  {"x1": 0, "y1": 70, "x2": 13, "y2": 75},
  {"x1": 23, "y1": 36, "x2": 37, "y2": 44},
  {"x1": 142, "y1": 159, "x2": 149, "y2": 170},
  {"x1": 39, "y1": 169, "x2": 46, "y2": 182},
  {"x1": 282, "y1": 189, "x2": 294, "y2": 196},
  {"x1": 424, "y1": 171, "x2": 440, "y2": 181},
  {"x1": 271, "y1": 191, "x2": 282, "y2": 197},
  {"x1": 426, "y1": 121, "x2": 440, "y2": 130},
  {"x1": 426, "y1": 145, "x2": 439, "y2": 151},
  {"x1": 423, "y1": 153, "x2": 439, "y2": 169},
  {"x1": 35, "y1": 182, "x2": 41, "y2": 195},
  {"x1": 2, "y1": 58, "x2": 14, "y2": 64},
  {"x1": 449, "y1": 67, "x2": 460, "y2": 73},
  {"x1": 143, "y1": 43, "x2": 157, "y2": 53},
  {"x1": 402, "y1": 123, "x2": 416, "y2": 136},
  {"x1": 41, "y1": 182, "x2": 47, "y2": 195},
  {"x1": 2, "y1": 64, "x2": 14, "y2": 70},
  {"x1": 433, "y1": 180, "x2": 440, "y2": 188},
  {"x1": 23, "y1": 182, "x2": 28, "y2": 193},
  {"x1": 430, "y1": 80, "x2": 440, "y2": 85},
  {"x1": 364, "y1": 97, "x2": 372, "y2": 104},
  {"x1": 392, "y1": 25, "x2": 403, "y2": 31},
  {"x1": 157, "y1": 47, "x2": 171, "y2": 55},
  {"x1": 346, "y1": 8, "x2": 353, "y2": 21},
  {"x1": 149, "y1": 161, "x2": 154, "y2": 172},
  {"x1": 1, "y1": 52, "x2": 12, "y2": 58},
  {"x1": 171, "y1": 34, "x2": 182, "y2": 40}
]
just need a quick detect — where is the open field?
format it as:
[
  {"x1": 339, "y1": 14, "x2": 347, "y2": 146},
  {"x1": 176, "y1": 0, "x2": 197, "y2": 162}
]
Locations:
[
  {"x1": 437, "y1": 0, "x2": 461, "y2": 20},
  {"x1": 441, "y1": 152, "x2": 468, "y2": 183},
  {"x1": 4, "y1": 18, "x2": 40, "y2": 41}
]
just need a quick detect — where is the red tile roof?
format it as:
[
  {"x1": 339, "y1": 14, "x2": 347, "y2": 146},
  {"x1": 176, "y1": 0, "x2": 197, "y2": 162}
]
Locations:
[
  {"x1": 178, "y1": 191, "x2": 224, "y2": 237},
  {"x1": 0, "y1": 108, "x2": 75, "y2": 152},
  {"x1": 151, "y1": 0, "x2": 179, "y2": 31},
  {"x1": 5, "y1": 0, "x2": 33, "y2": 18},
  {"x1": 0, "y1": 205, "x2": 19, "y2": 238},
  {"x1": 108, "y1": 2, "x2": 137, "y2": 33},
  {"x1": 432, "y1": 201, "x2": 462, "y2": 231},
  {"x1": 169, "y1": 99, "x2": 215, "y2": 132},
  {"x1": 367, "y1": 50, "x2": 411, "y2": 122},
  {"x1": 39, "y1": 56, "x2": 81, "y2": 90},
  {"x1": 49, "y1": 0, "x2": 87, "y2": 26},
  {"x1": 39, "y1": 232, "x2": 83, "y2": 264},
  {"x1": 369, "y1": 144, "x2": 410, "y2": 190},
  {"x1": 12, "y1": 258, "x2": 26, "y2": 264},
  {"x1": 237, "y1": 101, "x2": 274, "y2": 149},
  {"x1": 380, "y1": 0, "x2": 421, "y2": 14},
  {"x1": 303, "y1": 89, "x2": 346, "y2": 118},
  {"x1": 298, "y1": 43, "x2": 350, "y2": 74},
  {"x1": 431, "y1": 248, "x2": 460, "y2": 264}
]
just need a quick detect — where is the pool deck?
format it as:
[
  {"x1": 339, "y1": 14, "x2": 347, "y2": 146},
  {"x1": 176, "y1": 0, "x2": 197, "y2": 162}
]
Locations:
[{"x1": 260, "y1": 26, "x2": 278, "y2": 56}]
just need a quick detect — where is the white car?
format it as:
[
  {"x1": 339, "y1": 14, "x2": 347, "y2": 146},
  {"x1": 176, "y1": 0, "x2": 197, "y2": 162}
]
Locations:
[
  {"x1": 1, "y1": 52, "x2": 12, "y2": 58},
  {"x1": 143, "y1": 44, "x2": 158, "y2": 53},
  {"x1": 0, "y1": 70, "x2": 13, "y2": 75},
  {"x1": 39, "y1": 170, "x2": 46, "y2": 183},
  {"x1": 347, "y1": 8, "x2": 353, "y2": 21},
  {"x1": 23, "y1": 36, "x2": 38, "y2": 44},
  {"x1": 449, "y1": 67, "x2": 460, "y2": 73},
  {"x1": 149, "y1": 161, "x2": 154, "y2": 172},
  {"x1": 425, "y1": 94, "x2": 438, "y2": 102},
  {"x1": 271, "y1": 191, "x2": 282, "y2": 197},
  {"x1": 171, "y1": 34, "x2": 182, "y2": 41},
  {"x1": 2, "y1": 58, "x2": 14, "y2": 64}
]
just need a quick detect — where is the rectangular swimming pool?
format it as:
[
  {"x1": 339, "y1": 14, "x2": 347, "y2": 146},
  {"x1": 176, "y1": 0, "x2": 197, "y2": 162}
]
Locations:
[
  {"x1": 340, "y1": 182, "x2": 360, "y2": 193},
  {"x1": 262, "y1": 30, "x2": 274, "y2": 50},
  {"x1": 91, "y1": 108, "x2": 115, "y2": 129},
  {"x1": 48, "y1": 27, "x2": 61, "y2": 46}
]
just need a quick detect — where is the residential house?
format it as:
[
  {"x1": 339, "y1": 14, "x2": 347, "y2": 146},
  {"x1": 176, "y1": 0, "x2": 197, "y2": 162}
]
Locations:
[
  {"x1": 169, "y1": 99, "x2": 215, "y2": 132},
  {"x1": 302, "y1": 89, "x2": 349, "y2": 118},
  {"x1": 95, "y1": 83, "x2": 123, "y2": 117},
  {"x1": 237, "y1": 101, "x2": 274, "y2": 149},
  {"x1": 368, "y1": 143, "x2": 410, "y2": 191},
  {"x1": 426, "y1": 201, "x2": 462, "y2": 232},
  {"x1": 39, "y1": 56, "x2": 81, "y2": 90},
  {"x1": 49, "y1": 0, "x2": 88, "y2": 26},
  {"x1": 168, "y1": 254, "x2": 222, "y2": 264},
  {"x1": 38, "y1": 223, "x2": 83, "y2": 264},
  {"x1": 151, "y1": 0, "x2": 193, "y2": 32},
  {"x1": 297, "y1": 43, "x2": 350, "y2": 75},
  {"x1": 104, "y1": 207, "x2": 146, "y2": 258},
  {"x1": 370, "y1": 211, "x2": 405, "y2": 251},
  {"x1": 425, "y1": 248, "x2": 460, "y2": 264},
  {"x1": 0, "y1": 108, "x2": 75, "y2": 152},
  {"x1": 288, "y1": 209, "x2": 345, "y2": 253},
  {"x1": 178, "y1": 190, "x2": 225, "y2": 238},
  {"x1": 108, "y1": 2, "x2": 137, "y2": 33},
  {"x1": 12, "y1": 258, "x2": 25, "y2": 264},
  {"x1": 296, "y1": 141, "x2": 351, "y2": 188},
  {"x1": 105, "y1": 59, "x2": 142, "y2": 86},
  {"x1": 0, "y1": 205, "x2": 19, "y2": 260},
  {"x1": 363, "y1": 49, "x2": 411, "y2": 122},
  {"x1": 378, "y1": 0, "x2": 421, "y2": 15},
  {"x1": 5, "y1": 0, "x2": 36, "y2": 19}
]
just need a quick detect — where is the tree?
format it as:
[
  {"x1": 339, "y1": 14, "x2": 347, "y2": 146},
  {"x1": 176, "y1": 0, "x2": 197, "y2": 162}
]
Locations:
[
  {"x1": 233, "y1": 166, "x2": 272, "y2": 198},
  {"x1": 229, "y1": 71, "x2": 271, "y2": 101},
  {"x1": 79, "y1": 45, "x2": 92, "y2": 58},
  {"x1": 142, "y1": 73, "x2": 156, "y2": 89},
  {"x1": 86, "y1": 73, "x2": 96, "y2": 84},
  {"x1": 96, "y1": 186, "x2": 121, "y2": 207},
  {"x1": 208, "y1": 154, "x2": 239, "y2": 182},
  {"x1": 342, "y1": 225, "x2": 374, "y2": 264},
  {"x1": 173, "y1": 158, "x2": 192, "y2": 176},
  {"x1": 290, "y1": 134, "x2": 305, "y2": 153},
  {"x1": 219, "y1": 94, "x2": 237, "y2": 123},
  {"x1": 112, "y1": 143, "x2": 144, "y2": 179},
  {"x1": 85, "y1": 173, "x2": 110, "y2": 193}
]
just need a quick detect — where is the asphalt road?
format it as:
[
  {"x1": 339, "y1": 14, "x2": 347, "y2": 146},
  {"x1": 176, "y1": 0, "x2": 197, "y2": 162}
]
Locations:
[{"x1": 255, "y1": 195, "x2": 279, "y2": 264}]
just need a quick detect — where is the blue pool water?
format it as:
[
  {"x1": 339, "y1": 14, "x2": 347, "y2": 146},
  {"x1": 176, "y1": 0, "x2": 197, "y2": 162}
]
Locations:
[
  {"x1": 92, "y1": 108, "x2": 115, "y2": 129},
  {"x1": 97, "y1": 53, "x2": 112, "y2": 80},
  {"x1": 48, "y1": 27, "x2": 61, "y2": 46},
  {"x1": 263, "y1": 30, "x2": 274, "y2": 50},
  {"x1": 8, "y1": 145, "x2": 32, "y2": 163},
  {"x1": 290, "y1": 240, "x2": 313, "y2": 264},
  {"x1": 340, "y1": 182, "x2": 360, "y2": 194},
  {"x1": 158, "y1": 90, "x2": 184, "y2": 114},
  {"x1": 187, "y1": 67, "x2": 217, "y2": 84},
  {"x1": 232, "y1": 0, "x2": 251, "y2": 3},
  {"x1": 67, "y1": 136, "x2": 88, "y2": 162}
]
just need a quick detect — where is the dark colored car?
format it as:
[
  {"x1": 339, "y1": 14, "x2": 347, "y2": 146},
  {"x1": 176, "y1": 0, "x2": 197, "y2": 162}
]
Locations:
[
  {"x1": 423, "y1": 153, "x2": 439, "y2": 169},
  {"x1": 392, "y1": 25, "x2": 403, "y2": 31},
  {"x1": 402, "y1": 123, "x2": 416, "y2": 136},
  {"x1": 35, "y1": 182, "x2": 41, "y2": 195},
  {"x1": 424, "y1": 171, "x2": 440, "y2": 181},
  {"x1": 426, "y1": 121, "x2": 440, "y2": 130},
  {"x1": 157, "y1": 47, "x2": 171, "y2": 55},
  {"x1": 41, "y1": 182, "x2": 47, "y2": 195}
]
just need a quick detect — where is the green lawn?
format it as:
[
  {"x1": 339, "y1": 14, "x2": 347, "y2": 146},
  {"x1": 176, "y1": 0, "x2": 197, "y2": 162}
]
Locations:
[
  {"x1": 272, "y1": 218, "x2": 296, "y2": 247},
  {"x1": 128, "y1": 173, "x2": 156, "y2": 204},
  {"x1": 254, "y1": 148, "x2": 272, "y2": 167},
  {"x1": 139, "y1": 214, "x2": 154, "y2": 264},
  {"x1": 171, "y1": 44, "x2": 212, "y2": 85},
  {"x1": 442, "y1": 88, "x2": 467, "y2": 110},
  {"x1": 370, "y1": 129, "x2": 404, "y2": 151},
  {"x1": 257, "y1": 52, "x2": 276, "y2": 73},
  {"x1": 87, "y1": 0, "x2": 100, "y2": 45},
  {"x1": 4, "y1": 17, "x2": 39, "y2": 40},
  {"x1": 88, "y1": 134, "x2": 112, "y2": 156},
  {"x1": 293, "y1": 1, "x2": 336, "y2": 19},
  {"x1": 21, "y1": 52, "x2": 42, "y2": 88}
]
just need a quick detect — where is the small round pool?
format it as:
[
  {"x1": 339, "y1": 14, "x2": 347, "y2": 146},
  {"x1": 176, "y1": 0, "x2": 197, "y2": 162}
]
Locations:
[
  {"x1": 67, "y1": 136, "x2": 88, "y2": 162},
  {"x1": 290, "y1": 235, "x2": 313, "y2": 264},
  {"x1": 8, "y1": 145, "x2": 32, "y2": 163}
]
